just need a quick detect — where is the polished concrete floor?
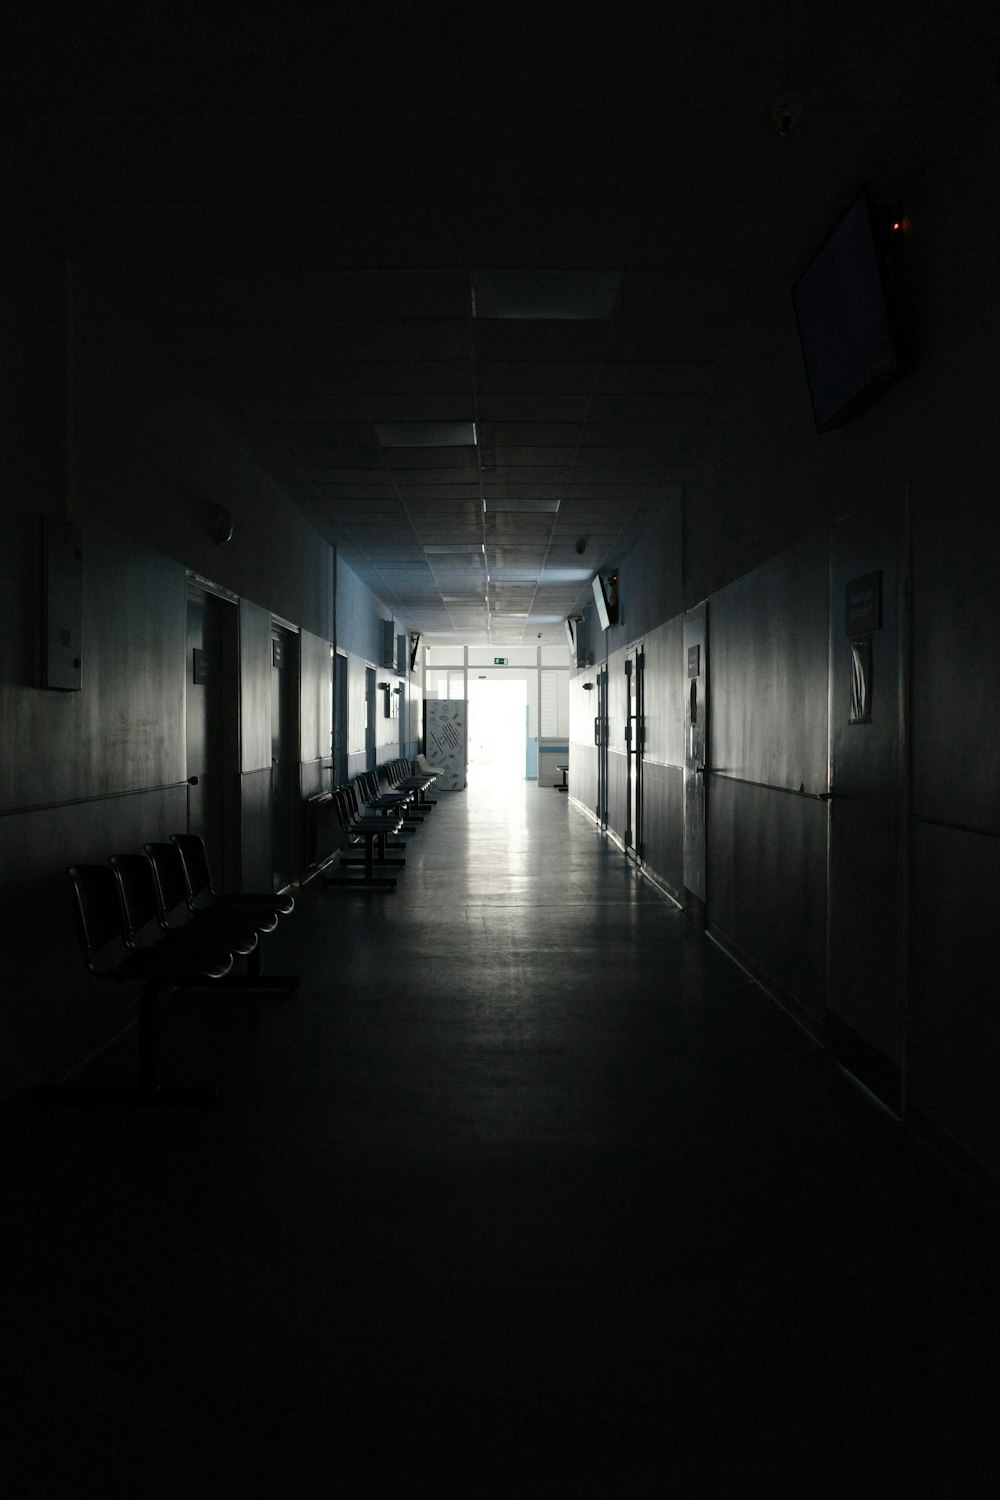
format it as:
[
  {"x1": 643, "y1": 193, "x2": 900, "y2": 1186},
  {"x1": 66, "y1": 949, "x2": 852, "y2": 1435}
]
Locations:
[{"x1": 5, "y1": 776, "x2": 1000, "y2": 1497}]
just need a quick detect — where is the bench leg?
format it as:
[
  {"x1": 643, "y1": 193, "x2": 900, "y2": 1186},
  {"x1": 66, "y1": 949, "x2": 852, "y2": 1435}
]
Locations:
[
  {"x1": 323, "y1": 834, "x2": 398, "y2": 889},
  {"x1": 29, "y1": 983, "x2": 217, "y2": 1107},
  {"x1": 138, "y1": 984, "x2": 159, "y2": 1091},
  {"x1": 209, "y1": 946, "x2": 300, "y2": 990}
]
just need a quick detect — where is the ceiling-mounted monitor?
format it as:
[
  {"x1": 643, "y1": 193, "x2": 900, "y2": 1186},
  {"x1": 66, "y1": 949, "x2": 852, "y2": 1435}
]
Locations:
[
  {"x1": 792, "y1": 189, "x2": 904, "y2": 432},
  {"x1": 565, "y1": 615, "x2": 589, "y2": 667},
  {"x1": 592, "y1": 571, "x2": 619, "y2": 631}
]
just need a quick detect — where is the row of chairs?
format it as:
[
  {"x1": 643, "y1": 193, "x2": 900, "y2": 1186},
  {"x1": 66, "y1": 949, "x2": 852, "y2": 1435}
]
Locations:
[
  {"x1": 323, "y1": 758, "x2": 439, "y2": 891},
  {"x1": 48, "y1": 835, "x2": 298, "y2": 1106}
]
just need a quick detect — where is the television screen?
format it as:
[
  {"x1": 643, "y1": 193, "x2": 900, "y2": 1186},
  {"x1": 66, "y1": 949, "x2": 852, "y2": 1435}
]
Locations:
[
  {"x1": 592, "y1": 572, "x2": 618, "y2": 631},
  {"x1": 793, "y1": 191, "x2": 901, "y2": 432}
]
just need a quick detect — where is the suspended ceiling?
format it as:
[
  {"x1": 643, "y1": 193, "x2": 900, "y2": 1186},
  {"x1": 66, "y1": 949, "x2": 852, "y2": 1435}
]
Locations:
[{"x1": 4, "y1": 0, "x2": 992, "y2": 643}]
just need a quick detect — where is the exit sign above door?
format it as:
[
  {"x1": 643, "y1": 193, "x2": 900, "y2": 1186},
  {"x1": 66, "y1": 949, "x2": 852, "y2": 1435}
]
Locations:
[{"x1": 493, "y1": 657, "x2": 508, "y2": 665}]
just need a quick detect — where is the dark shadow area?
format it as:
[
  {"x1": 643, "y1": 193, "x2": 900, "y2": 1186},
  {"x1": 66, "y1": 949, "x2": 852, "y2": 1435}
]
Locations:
[{"x1": 5, "y1": 782, "x2": 1000, "y2": 1497}]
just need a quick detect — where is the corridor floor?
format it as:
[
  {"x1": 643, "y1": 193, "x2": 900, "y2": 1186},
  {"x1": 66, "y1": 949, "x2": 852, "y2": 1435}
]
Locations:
[{"x1": 5, "y1": 777, "x2": 1000, "y2": 1497}]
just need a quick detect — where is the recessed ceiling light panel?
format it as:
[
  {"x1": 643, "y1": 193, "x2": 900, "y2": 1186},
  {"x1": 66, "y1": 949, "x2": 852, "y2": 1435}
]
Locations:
[
  {"x1": 472, "y1": 271, "x2": 621, "y2": 320},
  {"x1": 484, "y1": 498, "x2": 560, "y2": 513},
  {"x1": 423, "y1": 544, "x2": 485, "y2": 555}
]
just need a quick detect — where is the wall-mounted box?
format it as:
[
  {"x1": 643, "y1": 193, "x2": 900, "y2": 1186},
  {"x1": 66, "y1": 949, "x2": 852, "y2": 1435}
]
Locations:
[
  {"x1": 382, "y1": 618, "x2": 397, "y2": 668},
  {"x1": 40, "y1": 515, "x2": 82, "y2": 690}
]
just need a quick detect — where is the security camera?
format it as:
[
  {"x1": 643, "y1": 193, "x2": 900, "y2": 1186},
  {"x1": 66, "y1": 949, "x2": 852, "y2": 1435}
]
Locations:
[{"x1": 773, "y1": 96, "x2": 803, "y2": 135}]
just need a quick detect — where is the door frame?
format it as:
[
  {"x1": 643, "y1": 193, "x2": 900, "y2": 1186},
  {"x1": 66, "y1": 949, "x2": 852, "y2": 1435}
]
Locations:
[
  {"x1": 825, "y1": 497, "x2": 908, "y2": 1112},
  {"x1": 333, "y1": 649, "x2": 349, "y2": 786},
  {"x1": 270, "y1": 621, "x2": 300, "y2": 892},
  {"x1": 682, "y1": 602, "x2": 708, "y2": 927},
  {"x1": 365, "y1": 665, "x2": 377, "y2": 772},
  {"x1": 595, "y1": 663, "x2": 609, "y2": 829},
  {"x1": 185, "y1": 579, "x2": 240, "y2": 891},
  {"x1": 624, "y1": 644, "x2": 645, "y2": 863}
]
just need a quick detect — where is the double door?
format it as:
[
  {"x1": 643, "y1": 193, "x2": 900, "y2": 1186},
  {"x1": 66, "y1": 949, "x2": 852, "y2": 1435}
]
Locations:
[
  {"x1": 624, "y1": 647, "x2": 644, "y2": 861},
  {"x1": 595, "y1": 665, "x2": 609, "y2": 828},
  {"x1": 593, "y1": 648, "x2": 644, "y2": 859}
]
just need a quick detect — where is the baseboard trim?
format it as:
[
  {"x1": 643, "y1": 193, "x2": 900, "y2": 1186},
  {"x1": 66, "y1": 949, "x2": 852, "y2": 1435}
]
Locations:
[
  {"x1": 825, "y1": 1010, "x2": 902, "y2": 1115},
  {"x1": 907, "y1": 1107, "x2": 1000, "y2": 1218},
  {"x1": 706, "y1": 921, "x2": 826, "y2": 1047}
]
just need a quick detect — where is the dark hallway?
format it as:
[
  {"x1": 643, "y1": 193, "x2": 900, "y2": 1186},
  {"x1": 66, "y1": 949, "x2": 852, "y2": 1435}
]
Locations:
[
  {"x1": 3, "y1": 5, "x2": 1000, "y2": 1491},
  {"x1": 6, "y1": 781, "x2": 1000, "y2": 1497}
]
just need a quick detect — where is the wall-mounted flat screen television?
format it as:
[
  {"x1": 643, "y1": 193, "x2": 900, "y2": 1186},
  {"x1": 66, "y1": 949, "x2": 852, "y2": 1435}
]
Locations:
[
  {"x1": 592, "y1": 571, "x2": 618, "y2": 631},
  {"x1": 792, "y1": 190, "x2": 903, "y2": 432}
]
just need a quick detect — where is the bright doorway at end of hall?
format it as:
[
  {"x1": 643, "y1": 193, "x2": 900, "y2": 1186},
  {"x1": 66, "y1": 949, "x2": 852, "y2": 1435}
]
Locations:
[{"x1": 467, "y1": 678, "x2": 527, "y2": 781}]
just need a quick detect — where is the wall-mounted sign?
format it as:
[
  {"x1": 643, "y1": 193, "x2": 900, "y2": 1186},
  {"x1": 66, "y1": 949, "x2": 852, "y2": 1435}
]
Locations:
[
  {"x1": 845, "y1": 571, "x2": 882, "y2": 637},
  {"x1": 193, "y1": 648, "x2": 210, "y2": 684},
  {"x1": 687, "y1": 645, "x2": 700, "y2": 678},
  {"x1": 849, "y1": 635, "x2": 873, "y2": 723},
  {"x1": 272, "y1": 637, "x2": 284, "y2": 668},
  {"x1": 493, "y1": 657, "x2": 508, "y2": 665}
]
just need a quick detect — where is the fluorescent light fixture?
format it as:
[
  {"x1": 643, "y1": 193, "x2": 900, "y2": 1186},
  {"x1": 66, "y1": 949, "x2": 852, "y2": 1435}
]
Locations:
[
  {"x1": 540, "y1": 566, "x2": 593, "y2": 583},
  {"x1": 472, "y1": 271, "x2": 621, "y2": 320},
  {"x1": 376, "y1": 422, "x2": 477, "y2": 447},
  {"x1": 484, "y1": 498, "x2": 560, "y2": 513},
  {"x1": 423, "y1": 544, "x2": 485, "y2": 555}
]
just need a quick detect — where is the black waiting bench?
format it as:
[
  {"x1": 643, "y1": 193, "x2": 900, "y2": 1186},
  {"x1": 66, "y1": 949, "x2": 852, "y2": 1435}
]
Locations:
[
  {"x1": 39, "y1": 835, "x2": 298, "y2": 1107},
  {"x1": 320, "y1": 759, "x2": 439, "y2": 892}
]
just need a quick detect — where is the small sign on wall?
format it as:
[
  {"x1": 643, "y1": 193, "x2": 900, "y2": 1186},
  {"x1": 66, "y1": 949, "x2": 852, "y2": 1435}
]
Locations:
[
  {"x1": 272, "y1": 637, "x2": 284, "y2": 668},
  {"x1": 687, "y1": 645, "x2": 700, "y2": 678},
  {"x1": 845, "y1": 571, "x2": 882, "y2": 636},
  {"x1": 193, "y1": 648, "x2": 210, "y2": 684}
]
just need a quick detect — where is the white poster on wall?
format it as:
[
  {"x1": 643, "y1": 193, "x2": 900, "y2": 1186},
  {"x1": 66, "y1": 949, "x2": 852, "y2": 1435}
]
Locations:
[{"x1": 424, "y1": 700, "x2": 467, "y2": 790}]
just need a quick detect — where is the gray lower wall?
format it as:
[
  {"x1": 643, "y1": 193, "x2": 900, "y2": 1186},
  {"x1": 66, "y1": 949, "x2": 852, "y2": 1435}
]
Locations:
[
  {"x1": 0, "y1": 238, "x2": 336, "y2": 1098},
  {"x1": 641, "y1": 761, "x2": 684, "y2": 898},
  {"x1": 707, "y1": 779, "x2": 828, "y2": 1026},
  {"x1": 909, "y1": 822, "x2": 1000, "y2": 1175},
  {"x1": 569, "y1": 478, "x2": 1000, "y2": 1181},
  {"x1": 0, "y1": 784, "x2": 189, "y2": 1092}
]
